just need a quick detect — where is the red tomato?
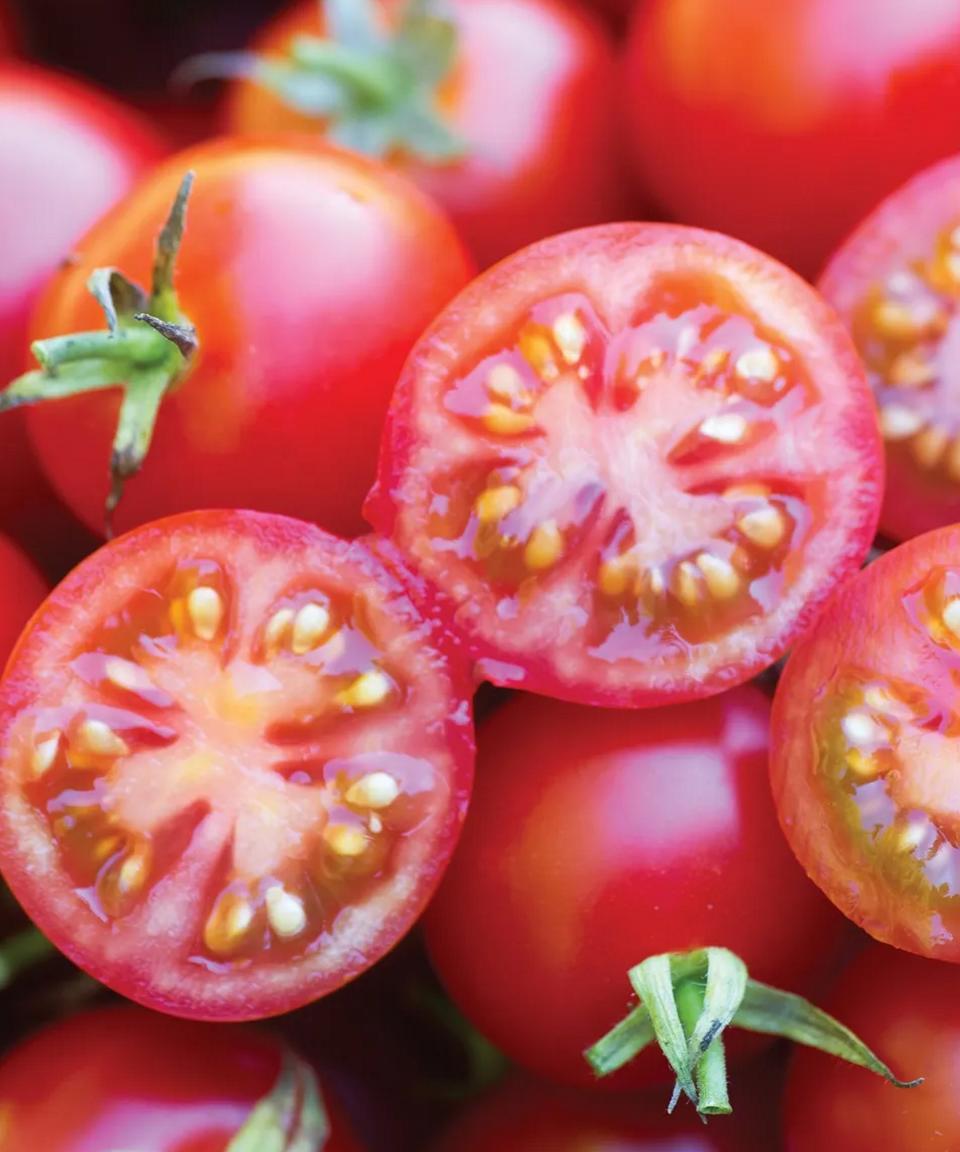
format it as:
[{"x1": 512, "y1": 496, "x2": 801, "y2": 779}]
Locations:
[
  {"x1": 0, "y1": 1005, "x2": 363, "y2": 1151},
  {"x1": 0, "y1": 535, "x2": 46, "y2": 671},
  {"x1": 424, "y1": 687, "x2": 850, "y2": 1089},
  {"x1": 624, "y1": 0, "x2": 960, "y2": 277},
  {"x1": 15, "y1": 137, "x2": 472, "y2": 540},
  {"x1": 0, "y1": 510, "x2": 474, "y2": 1019},
  {"x1": 223, "y1": 0, "x2": 625, "y2": 267},
  {"x1": 367, "y1": 223, "x2": 882, "y2": 707},
  {"x1": 818, "y1": 154, "x2": 960, "y2": 543},
  {"x1": 0, "y1": 64, "x2": 164, "y2": 536},
  {"x1": 784, "y1": 945, "x2": 956, "y2": 1151},
  {"x1": 432, "y1": 1067, "x2": 785, "y2": 1151},
  {"x1": 771, "y1": 526, "x2": 960, "y2": 962}
]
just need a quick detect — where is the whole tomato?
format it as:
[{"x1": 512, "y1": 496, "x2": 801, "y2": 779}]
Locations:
[
  {"x1": 4, "y1": 137, "x2": 472, "y2": 539},
  {"x1": 624, "y1": 0, "x2": 960, "y2": 277},
  {"x1": 219, "y1": 0, "x2": 625, "y2": 267},
  {"x1": 0, "y1": 533, "x2": 47, "y2": 670}
]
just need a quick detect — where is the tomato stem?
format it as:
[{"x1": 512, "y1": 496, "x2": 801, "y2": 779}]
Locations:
[
  {"x1": 674, "y1": 979, "x2": 730, "y2": 1116},
  {"x1": 227, "y1": 1047, "x2": 330, "y2": 1152}
]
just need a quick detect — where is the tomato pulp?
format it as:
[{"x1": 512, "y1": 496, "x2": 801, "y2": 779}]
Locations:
[
  {"x1": 0, "y1": 511, "x2": 474, "y2": 1019},
  {"x1": 425, "y1": 687, "x2": 849, "y2": 1088},
  {"x1": 368, "y1": 223, "x2": 882, "y2": 706}
]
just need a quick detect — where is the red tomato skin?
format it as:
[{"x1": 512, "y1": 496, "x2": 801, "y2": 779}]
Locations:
[
  {"x1": 0, "y1": 535, "x2": 47, "y2": 672},
  {"x1": 0, "y1": 64, "x2": 165, "y2": 534},
  {"x1": 225, "y1": 0, "x2": 627, "y2": 267},
  {"x1": 23, "y1": 138, "x2": 474, "y2": 541},
  {"x1": 425, "y1": 687, "x2": 850, "y2": 1089},
  {"x1": 624, "y1": 0, "x2": 960, "y2": 278},
  {"x1": 785, "y1": 945, "x2": 960, "y2": 1152},
  {"x1": 0, "y1": 1005, "x2": 363, "y2": 1152}
]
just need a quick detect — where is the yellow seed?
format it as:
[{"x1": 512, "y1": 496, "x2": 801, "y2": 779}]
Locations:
[
  {"x1": 943, "y1": 251, "x2": 960, "y2": 284},
  {"x1": 105, "y1": 658, "x2": 153, "y2": 694},
  {"x1": 369, "y1": 813, "x2": 384, "y2": 834},
  {"x1": 519, "y1": 329, "x2": 559, "y2": 380},
  {"x1": 695, "y1": 553, "x2": 740, "y2": 599},
  {"x1": 646, "y1": 567, "x2": 666, "y2": 597},
  {"x1": 524, "y1": 521, "x2": 564, "y2": 571},
  {"x1": 264, "y1": 608, "x2": 295, "y2": 653},
  {"x1": 844, "y1": 749, "x2": 881, "y2": 781},
  {"x1": 482, "y1": 404, "x2": 535, "y2": 436},
  {"x1": 912, "y1": 425, "x2": 949, "y2": 470},
  {"x1": 91, "y1": 834, "x2": 124, "y2": 865},
  {"x1": 98, "y1": 841, "x2": 151, "y2": 917},
  {"x1": 292, "y1": 603, "x2": 331, "y2": 655},
  {"x1": 738, "y1": 507, "x2": 786, "y2": 550},
  {"x1": 841, "y1": 710, "x2": 885, "y2": 746},
  {"x1": 337, "y1": 670, "x2": 393, "y2": 709},
  {"x1": 475, "y1": 485, "x2": 522, "y2": 524},
  {"x1": 700, "y1": 412, "x2": 748, "y2": 444},
  {"x1": 672, "y1": 561, "x2": 701, "y2": 608},
  {"x1": 552, "y1": 313, "x2": 587, "y2": 365},
  {"x1": 31, "y1": 731, "x2": 60, "y2": 777},
  {"x1": 896, "y1": 819, "x2": 928, "y2": 854},
  {"x1": 724, "y1": 482, "x2": 770, "y2": 500},
  {"x1": 76, "y1": 719, "x2": 129, "y2": 759},
  {"x1": 325, "y1": 824, "x2": 369, "y2": 858},
  {"x1": 346, "y1": 771, "x2": 401, "y2": 810},
  {"x1": 187, "y1": 586, "x2": 224, "y2": 642},
  {"x1": 949, "y1": 224, "x2": 960, "y2": 249},
  {"x1": 487, "y1": 362, "x2": 529, "y2": 403},
  {"x1": 598, "y1": 554, "x2": 634, "y2": 598},
  {"x1": 872, "y1": 299, "x2": 929, "y2": 340},
  {"x1": 863, "y1": 685, "x2": 897, "y2": 714},
  {"x1": 946, "y1": 438, "x2": 960, "y2": 484},
  {"x1": 888, "y1": 350, "x2": 936, "y2": 389},
  {"x1": 942, "y1": 597, "x2": 960, "y2": 637},
  {"x1": 265, "y1": 885, "x2": 307, "y2": 939},
  {"x1": 204, "y1": 892, "x2": 255, "y2": 955},
  {"x1": 735, "y1": 346, "x2": 779, "y2": 382},
  {"x1": 117, "y1": 846, "x2": 150, "y2": 896},
  {"x1": 879, "y1": 404, "x2": 925, "y2": 442}
]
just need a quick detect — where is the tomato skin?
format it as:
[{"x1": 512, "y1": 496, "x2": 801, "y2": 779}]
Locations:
[
  {"x1": 0, "y1": 1005, "x2": 363, "y2": 1152},
  {"x1": 23, "y1": 138, "x2": 473, "y2": 540},
  {"x1": 0, "y1": 536, "x2": 47, "y2": 672},
  {"x1": 225, "y1": 0, "x2": 626, "y2": 268},
  {"x1": 0, "y1": 64, "x2": 165, "y2": 536},
  {"x1": 425, "y1": 687, "x2": 850, "y2": 1089},
  {"x1": 785, "y1": 945, "x2": 959, "y2": 1151},
  {"x1": 624, "y1": 0, "x2": 960, "y2": 277}
]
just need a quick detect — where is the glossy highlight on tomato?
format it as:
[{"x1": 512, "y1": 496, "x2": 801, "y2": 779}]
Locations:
[
  {"x1": 819, "y1": 154, "x2": 960, "y2": 543},
  {"x1": 0, "y1": 1005, "x2": 364, "y2": 1151},
  {"x1": 624, "y1": 0, "x2": 960, "y2": 276},
  {"x1": 368, "y1": 223, "x2": 882, "y2": 707},
  {"x1": 771, "y1": 526, "x2": 960, "y2": 961},
  {"x1": 0, "y1": 511, "x2": 474, "y2": 1019},
  {"x1": 19, "y1": 137, "x2": 473, "y2": 539},
  {"x1": 425, "y1": 686, "x2": 849, "y2": 1088}
]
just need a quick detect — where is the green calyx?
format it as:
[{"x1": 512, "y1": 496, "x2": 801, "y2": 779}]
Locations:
[
  {"x1": 0, "y1": 172, "x2": 198, "y2": 536},
  {"x1": 584, "y1": 947, "x2": 921, "y2": 1118},
  {"x1": 178, "y1": 0, "x2": 467, "y2": 163}
]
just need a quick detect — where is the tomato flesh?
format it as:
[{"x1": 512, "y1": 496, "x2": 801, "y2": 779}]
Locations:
[
  {"x1": 771, "y1": 526, "x2": 960, "y2": 961},
  {"x1": 0, "y1": 511, "x2": 474, "y2": 1019},
  {"x1": 369, "y1": 224, "x2": 882, "y2": 706},
  {"x1": 819, "y1": 154, "x2": 960, "y2": 542}
]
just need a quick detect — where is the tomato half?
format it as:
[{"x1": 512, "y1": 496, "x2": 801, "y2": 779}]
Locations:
[
  {"x1": 785, "y1": 945, "x2": 958, "y2": 1151},
  {"x1": 16, "y1": 137, "x2": 472, "y2": 540},
  {"x1": 222, "y1": 0, "x2": 626, "y2": 267},
  {"x1": 770, "y1": 526, "x2": 960, "y2": 961},
  {"x1": 0, "y1": 1005, "x2": 363, "y2": 1151},
  {"x1": 0, "y1": 511, "x2": 474, "y2": 1019},
  {"x1": 424, "y1": 686, "x2": 850, "y2": 1089},
  {"x1": 0, "y1": 64, "x2": 164, "y2": 535},
  {"x1": 367, "y1": 223, "x2": 882, "y2": 707},
  {"x1": 819, "y1": 155, "x2": 960, "y2": 543},
  {"x1": 624, "y1": 0, "x2": 960, "y2": 277},
  {"x1": 0, "y1": 536, "x2": 46, "y2": 672}
]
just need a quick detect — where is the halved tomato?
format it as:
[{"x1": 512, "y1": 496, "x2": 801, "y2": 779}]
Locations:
[
  {"x1": 0, "y1": 511, "x2": 474, "y2": 1019},
  {"x1": 367, "y1": 224, "x2": 883, "y2": 706},
  {"x1": 819, "y1": 154, "x2": 960, "y2": 543},
  {"x1": 771, "y1": 525, "x2": 960, "y2": 961}
]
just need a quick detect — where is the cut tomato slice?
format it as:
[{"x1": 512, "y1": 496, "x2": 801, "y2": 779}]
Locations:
[
  {"x1": 0, "y1": 511, "x2": 474, "y2": 1019},
  {"x1": 771, "y1": 526, "x2": 960, "y2": 961},
  {"x1": 367, "y1": 224, "x2": 883, "y2": 706},
  {"x1": 819, "y1": 154, "x2": 960, "y2": 543}
]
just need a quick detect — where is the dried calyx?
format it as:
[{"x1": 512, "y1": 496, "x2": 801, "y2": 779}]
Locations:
[
  {"x1": 179, "y1": 0, "x2": 467, "y2": 163},
  {"x1": 585, "y1": 947, "x2": 920, "y2": 1117}
]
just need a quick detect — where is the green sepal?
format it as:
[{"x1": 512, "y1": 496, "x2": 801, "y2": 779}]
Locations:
[
  {"x1": 0, "y1": 172, "x2": 199, "y2": 536},
  {"x1": 228, "y1": 1049, "x2": 331, "y2": 1152}
]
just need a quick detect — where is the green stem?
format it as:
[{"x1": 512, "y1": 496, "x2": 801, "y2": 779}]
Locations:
[
  {"x1": 290, "y1": 35, "x2": 399, "y2": 105},
  {"x1": 0, "y1": 928, "x2": 56, "y2": 988},
  {"x1": 33, "y1": 328, "x2": 162, "y2": 373},
  {"x1": 676, "y1": 980, "x2": 730, "y2": 1116}
]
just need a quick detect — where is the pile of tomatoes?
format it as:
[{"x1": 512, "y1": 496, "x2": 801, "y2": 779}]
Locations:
[{"x1": 2, "y1": 0, "x2": 960, "y2": 1148}]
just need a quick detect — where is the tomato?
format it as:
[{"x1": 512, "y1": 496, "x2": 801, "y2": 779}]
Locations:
[
  {"x1": 432, "y1": 1065, "x2": 786, "y2": 1151},
  {"x1": 0, "y1": 510, "x2": 474, "y2": 1019},
  {"x1": 785, "y1": 944, "x2": 957, "y2": 1151},
  {"x1": 0, "y1": 1005, "x2": 363, "y2": 1151},
  {"x1": 367, "y1": 223, "x2": 882, "y2": 707},
  {"x1": 221, "y1": 0, "x2": 625, "y2": 267},
  {"x1": 624, "y1": 0, "x2": 960, "y2": 278},
  {"x1": 818, "y1": 155, "x2": 960, "y2": 543},
  {"x1": 424, "y1": 686, "x2": 850, "y2": 1089},
  {"x1": 10, "y1": 137, "x2": 472, "y2": 540},
  {"x1": 0, "y1": 536, "x2": 46, "y2": 672},
  {"x1": 770, "y1": 526, "x2": 960, "y2": 962},
  {"x1": 0, "y1": 64, "x2": 164, "y2": 537}
]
